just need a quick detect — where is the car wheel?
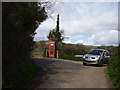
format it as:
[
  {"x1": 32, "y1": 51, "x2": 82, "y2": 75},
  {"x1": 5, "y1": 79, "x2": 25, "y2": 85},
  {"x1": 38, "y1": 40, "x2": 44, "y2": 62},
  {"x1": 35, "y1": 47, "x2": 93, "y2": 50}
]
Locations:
[
  {"x1": 83, "y1": 62, "x2": 87, "y2": 66},
  {"x1": 98, "y1": 60, "x2": 103, "y2": 67}
]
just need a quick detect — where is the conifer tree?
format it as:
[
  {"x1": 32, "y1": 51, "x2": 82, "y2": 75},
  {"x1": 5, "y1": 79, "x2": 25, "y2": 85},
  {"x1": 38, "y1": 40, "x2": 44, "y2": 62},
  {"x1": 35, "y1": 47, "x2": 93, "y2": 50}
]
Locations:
[{"x1": 47, "y1": 14, "x2": 64, "y2": 43}]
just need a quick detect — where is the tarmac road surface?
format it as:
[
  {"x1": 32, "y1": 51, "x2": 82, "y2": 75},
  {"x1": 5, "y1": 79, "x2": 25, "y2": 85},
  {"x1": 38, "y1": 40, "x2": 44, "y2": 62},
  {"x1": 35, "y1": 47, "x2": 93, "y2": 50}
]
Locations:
[{"x1": 26, "y1": 58, "x2": 114, "y2": 89}]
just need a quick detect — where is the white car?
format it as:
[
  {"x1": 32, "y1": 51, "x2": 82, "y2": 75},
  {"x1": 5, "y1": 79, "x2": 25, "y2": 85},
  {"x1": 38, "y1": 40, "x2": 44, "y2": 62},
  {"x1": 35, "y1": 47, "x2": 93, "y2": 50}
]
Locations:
[{"x1": 83, "y1": 49, "x2": 110, "y2": 66}]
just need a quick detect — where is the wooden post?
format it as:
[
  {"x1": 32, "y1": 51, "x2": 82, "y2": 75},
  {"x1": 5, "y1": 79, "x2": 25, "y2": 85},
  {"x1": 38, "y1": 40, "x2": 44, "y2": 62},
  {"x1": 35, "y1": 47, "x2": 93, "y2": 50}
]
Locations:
[{"x1": 57, "y1": 50, "x2": 59, "y2": 58}]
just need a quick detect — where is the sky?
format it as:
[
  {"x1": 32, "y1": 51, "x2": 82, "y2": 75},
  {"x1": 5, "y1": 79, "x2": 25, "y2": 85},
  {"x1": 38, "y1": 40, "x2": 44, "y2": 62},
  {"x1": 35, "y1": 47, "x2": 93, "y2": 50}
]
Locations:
[{"x1": 34, "y1": 1, "x2": 119, "y2": 46}]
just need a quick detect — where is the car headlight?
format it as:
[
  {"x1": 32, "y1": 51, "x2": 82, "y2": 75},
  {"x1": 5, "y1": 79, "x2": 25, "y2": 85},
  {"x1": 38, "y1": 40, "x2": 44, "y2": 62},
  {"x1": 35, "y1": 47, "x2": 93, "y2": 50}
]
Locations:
[
  {"x1": 96, "y1": 56, "x2": 100, "y2": 58},
  {"x1": 95, "y1": 56, "x2": 101, "y2": 60},
  {"x1": 83, "y1": 55, "x2": 85, "y2": 59}
]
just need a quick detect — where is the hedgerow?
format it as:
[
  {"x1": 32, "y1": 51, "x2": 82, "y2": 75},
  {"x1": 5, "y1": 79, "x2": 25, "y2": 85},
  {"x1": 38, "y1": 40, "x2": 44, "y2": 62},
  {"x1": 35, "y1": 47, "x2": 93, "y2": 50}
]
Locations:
[{"x1": 108, "y1": 56, "x2": 120, "y2": 89}]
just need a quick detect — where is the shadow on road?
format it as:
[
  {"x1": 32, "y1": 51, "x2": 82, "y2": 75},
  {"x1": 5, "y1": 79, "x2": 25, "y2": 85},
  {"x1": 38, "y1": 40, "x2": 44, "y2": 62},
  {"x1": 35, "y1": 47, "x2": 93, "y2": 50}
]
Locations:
[
  {"x1": 24, "y1": 58, "x2": 59, "y2": 89},
  {"x1": 85, "y1": 64, "x2": 107, "y2": 67}
]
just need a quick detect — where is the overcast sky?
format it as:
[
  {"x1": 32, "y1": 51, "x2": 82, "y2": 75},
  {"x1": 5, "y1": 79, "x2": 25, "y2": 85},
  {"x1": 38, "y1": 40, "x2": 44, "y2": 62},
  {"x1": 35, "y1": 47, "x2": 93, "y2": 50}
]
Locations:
[{"x1": 34, "y1": 1, "x2": 119, "y2": 46}]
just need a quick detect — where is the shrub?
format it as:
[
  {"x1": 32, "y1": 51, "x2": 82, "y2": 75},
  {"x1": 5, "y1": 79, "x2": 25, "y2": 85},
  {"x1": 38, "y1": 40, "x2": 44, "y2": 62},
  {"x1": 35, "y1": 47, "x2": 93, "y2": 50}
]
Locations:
[
  {"x1": 3, "y1": 58, "x2": 37, "y2": 88},
  {"x1": 59, "y1": 54, "x2": 82, "y2": 61},
  {"x1": 2, "y1": 2, "x2": 47, "y2": 88},
  {"x1": 108, "y1": 56, "x2": 120, "y2": 88}
]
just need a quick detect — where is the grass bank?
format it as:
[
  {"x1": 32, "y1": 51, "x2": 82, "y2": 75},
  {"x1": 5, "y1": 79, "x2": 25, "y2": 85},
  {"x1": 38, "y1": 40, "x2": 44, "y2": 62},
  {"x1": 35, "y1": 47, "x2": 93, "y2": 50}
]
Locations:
[{"x1": 107, "y1": 56, "x2": 120, "y2": 89}]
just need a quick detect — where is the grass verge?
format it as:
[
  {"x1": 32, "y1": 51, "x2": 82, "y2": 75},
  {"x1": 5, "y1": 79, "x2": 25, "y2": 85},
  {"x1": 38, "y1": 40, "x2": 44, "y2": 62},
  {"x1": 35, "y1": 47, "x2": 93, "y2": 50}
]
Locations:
[{"x1": 107, "y1": 56, "x2": 120, "y2": 89}]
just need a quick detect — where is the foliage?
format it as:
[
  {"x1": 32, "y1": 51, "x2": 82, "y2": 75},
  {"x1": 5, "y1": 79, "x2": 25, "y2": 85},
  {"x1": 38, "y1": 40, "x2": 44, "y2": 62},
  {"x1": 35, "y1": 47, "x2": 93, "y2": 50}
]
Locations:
[
  {"x1": 59, "y1": 43, "x2": 91, "y2": 55},
  {"x1": 47, "y1": 14, "x2": 64, "y2": 43},
  {"x1": 31, "y1": 50, "x2": 43, "y2": 56},
  {"x1": 107, "y1": 45, "x2": 120, "y2": 89},
  {"x1": 59, "y1": 54, "x2": 82, "y2": 61},
  {"x1": 33, "y1": 41, "x2": 47, "y2": 53},
  {"x1": 2, "y1": 2, "x2": 47, "y2": 88},
  {"x1": 2, "y1": 59, "x2": 37, "y2": 88},
  {"x1": 32, "y1": 41, "x2": 47, "y2": 58},
  {"x1": 108, "y1": 56, "x2": 120, "y2": 89},
  {"x1": 57, "y1": 43, "x2": 92, "y2": 61}
]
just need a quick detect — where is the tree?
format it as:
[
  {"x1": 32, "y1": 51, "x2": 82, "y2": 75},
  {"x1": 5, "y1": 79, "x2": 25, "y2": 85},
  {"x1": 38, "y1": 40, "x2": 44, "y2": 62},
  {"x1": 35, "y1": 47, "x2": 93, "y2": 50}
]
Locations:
[
  {"x1": 47, "y1": 14, "x2": 64, "y2": 43},
  {"x1": 2, "y1": 2, "x2": 47, "y2": 88}
]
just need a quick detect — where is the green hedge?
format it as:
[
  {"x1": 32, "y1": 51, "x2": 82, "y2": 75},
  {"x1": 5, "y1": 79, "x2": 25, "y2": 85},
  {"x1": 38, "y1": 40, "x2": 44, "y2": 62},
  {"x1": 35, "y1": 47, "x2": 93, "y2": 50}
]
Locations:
[
  {"x1": 108, "y1": 56, "x2": 120, "y2": 89},
  {"x1": 59, "y1": 54, "x2": 82, "y2": 61},
  {"x1": 3, "y1": 2, "x2": 47, "y2": 88},
  {"x1": 3, "y1": 59, "x2": 37, "y2": 88}
]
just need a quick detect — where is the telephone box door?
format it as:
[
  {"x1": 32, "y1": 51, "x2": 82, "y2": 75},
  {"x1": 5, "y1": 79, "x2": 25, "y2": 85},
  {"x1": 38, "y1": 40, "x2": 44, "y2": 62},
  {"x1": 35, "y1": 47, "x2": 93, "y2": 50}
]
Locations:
[{"x1": 48, "y1": 41, "x2": 56, "y2": 58}]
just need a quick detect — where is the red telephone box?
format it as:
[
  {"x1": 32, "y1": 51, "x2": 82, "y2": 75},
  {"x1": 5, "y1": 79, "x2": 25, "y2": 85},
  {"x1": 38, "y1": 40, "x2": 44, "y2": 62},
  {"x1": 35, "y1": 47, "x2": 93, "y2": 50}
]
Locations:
[{"x1": 48, "y1": 41, "x2": 57, "y2": 58}]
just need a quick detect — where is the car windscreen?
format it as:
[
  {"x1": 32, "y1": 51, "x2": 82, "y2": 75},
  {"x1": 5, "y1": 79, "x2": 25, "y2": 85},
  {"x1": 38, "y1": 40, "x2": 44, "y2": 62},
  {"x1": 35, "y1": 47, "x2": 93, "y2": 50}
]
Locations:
[{"x1": 87, "y1": 50, "x2": 103, "y2": 55}]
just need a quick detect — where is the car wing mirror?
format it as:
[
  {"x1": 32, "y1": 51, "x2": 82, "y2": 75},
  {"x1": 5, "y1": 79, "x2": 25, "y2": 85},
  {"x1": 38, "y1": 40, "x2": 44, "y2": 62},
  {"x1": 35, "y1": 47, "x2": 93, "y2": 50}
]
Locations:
[{"x1": 105, "y1": 56, "x2": 110, "y2": 58}]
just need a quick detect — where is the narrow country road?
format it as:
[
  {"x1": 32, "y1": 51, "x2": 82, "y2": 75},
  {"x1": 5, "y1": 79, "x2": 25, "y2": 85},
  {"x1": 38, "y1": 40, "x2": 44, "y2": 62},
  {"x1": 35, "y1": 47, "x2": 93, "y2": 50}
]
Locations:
[{"x1": 26, "y1": 58, "x2": 114, "y2": 89}]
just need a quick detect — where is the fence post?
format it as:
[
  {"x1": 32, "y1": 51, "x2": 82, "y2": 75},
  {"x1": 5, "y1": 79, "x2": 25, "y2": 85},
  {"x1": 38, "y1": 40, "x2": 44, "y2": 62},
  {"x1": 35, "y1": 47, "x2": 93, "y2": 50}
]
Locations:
[
  {"x1": 46, "y1": 50, "x2": 47, "y2": 58},
  {"x1": 57, "y1": 50, "x2": 59, "y2": 58}
]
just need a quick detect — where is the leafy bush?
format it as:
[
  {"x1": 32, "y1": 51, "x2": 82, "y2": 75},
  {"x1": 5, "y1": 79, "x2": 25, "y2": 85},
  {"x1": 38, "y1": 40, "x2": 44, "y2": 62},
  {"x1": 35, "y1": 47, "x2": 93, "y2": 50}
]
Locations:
[
  {"x1": 59, "y1": 54, "x2": 82, "y2": 61},
  {"x1": 57, "y1": 43, "x2": 91, "y2": 61},
  {"x1": 3, "y1": 58, "x2": 37, "y2": 88},
  {"x1": 3, "y1": 2, "x2": 47, "y2": 88},
  {"x1": 32, "y1": 41, "x2": 47, "y2": 57},
  {"x1": 108, "y1": 56, "x2": 120, "y2": 89}
]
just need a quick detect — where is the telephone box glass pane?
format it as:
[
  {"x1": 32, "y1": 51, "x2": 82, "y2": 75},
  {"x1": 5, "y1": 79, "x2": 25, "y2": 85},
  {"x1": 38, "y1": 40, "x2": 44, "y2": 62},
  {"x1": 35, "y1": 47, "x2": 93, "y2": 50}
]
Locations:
[{"x1": 50, "y1": 46, "x2": 54, "y2": 55}]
